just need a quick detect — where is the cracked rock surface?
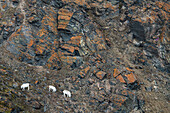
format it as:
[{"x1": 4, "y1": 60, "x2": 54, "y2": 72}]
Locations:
[{"x1": 0, "y1": 0, "x2": 169, "y2": 112}]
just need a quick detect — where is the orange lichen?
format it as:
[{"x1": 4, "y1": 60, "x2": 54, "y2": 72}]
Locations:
[
  {"x1": 58, "y1": 8, "x2": 73, "y2": 16},
  {"x1": 134, "y1": 18, "x2": 142, "y2": 23},
  {"x1": 163, "y1": 2, "x2": 170, "y2": 12},
  {"x1": 28, "y1": 16, "x2": 35, "y2": 22},
  {"x1": 41, "y1": 15, "x2": 58, "y2": 35},
  {"x1": 140, "y1": 59, "x2": 145, "y2": 63},
  {"x1": 58, "y1": 15, "x2": 72, "y2": 20},
  {"x1": 58, "y1": 21, "x2": 70, "y2": 29},
  {"x1": 46, "y1": 51, "x2": 61, "y2": 69},
  {"x1": 93, "y1": 69, "x2": 98, "y2": 74},
  {"x1": 37, "y1": 28, "x2": 47, "y2": 37},
  {"x1": 121, "y1": 90, "x2": 128, "y2": 96},
  {"x1": 142, "y1": 7, "x2": 147, "y2": 11},
  {"x1": 70, "y1": 36, "x2": 81, "y2": 45},
  {"x1": 60, "y1": 56, "x2": 75, "y2": 64},
  {"x1": 104, "y1": 2, "x2": 115, "y2": 10},
  {"x1": 35, "y1": 45, "x2": 45, "y2": 54},
  {"x1": 160, "y1": 26, "x2": 165, "y2": 42},
  {"x1": 96, "y1": 71, "x2": 106, "y2": 79},
  {"x1": 39, "y1": 39, "x2": 45, "y2": 43},
  {"x1": 0, "y1": 69, "x2": 7, "y2": 73},
  {"x1": 84, "y1": 66, "x2": 90, "y2": 73},
  {"x1": 116, "y1": 96, "x2": 127, "y2": 104},
  {"x1": 62, "y1": 44, "x2": 75, "y2": 53},
  {"x1": 116, "y1": 75, "x2": 126, "y2": 83},
  {"x1": 71, "y1": 76, "x2": 76, "y2": 81},
  {"x1": 80, "y1": 71, "x2": 84, "y2": 75},
  {"x1": 27, "y1": 39, "x2": 34, "y2": 49},
  {"x1": 160, "y1": 10, "x2": 169, "y2": 21},
  {"x1": 97, "y1": 60, "x2": 100, "y2": 63},
  {"x1": 90, "y1": 3, "x2": 100, "y2": 7},
  {"x1": 130, "y1": 6, "x2": 136, "y2": 10},
  {"x1": 110, "y1": 94, "x2": 127, "y2": 105},
  {"x1": 126, "y1": 67, "x2": 134, "y2": 72},
  {"x1": 48, "y1": 52, "x2": 59, "y2": 63},
  {"x1": 97, "y1": 54, "x2": 101, "y2": 59},
  {"x1": 35, "y1": 80, "x2": 38, "y2": 84},
  {"x1": 113, "y1": 69, "x2": 120, "y2": 78},
  {"x1": 125, "y1": 73, "x2": 137, "y2": 83},
  {"x1": 2, "y1": 3, "x2": 7, "y2": 9},
  {"x1": 155, "y1": 1, "x2": 164, "y2": 9},
  {"x1": 44, "y1": 7, "x2": 57, "y2": 16},
  {"x1": 62, "y1": 0, "x2": 86, "y2": 6}
]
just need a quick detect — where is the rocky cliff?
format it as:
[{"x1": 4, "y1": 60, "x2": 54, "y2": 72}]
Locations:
[{"x1": 0, "y1": 0, "x2": 169, "y2": 112}]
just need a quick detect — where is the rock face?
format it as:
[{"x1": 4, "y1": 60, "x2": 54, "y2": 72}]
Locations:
[
  {"x1": 1, "y1": 0, "x2": 108, "y2": 70},
  {"x1": 0, "y1": 0, "x2": 169, "y2": 113}
]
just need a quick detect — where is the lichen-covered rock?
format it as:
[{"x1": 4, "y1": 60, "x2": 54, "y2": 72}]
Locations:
[
  {"x1": 96, "y1": 71, "x2": 106, "y2": 80},
  {"x1": 1, "y1": 1, "x2": 109, "y2": 70},
  {"x1": 0, "y1": 0, "x2": 169, "y2": 113},
  {"x1": 113, "y1": 68, "x2": 137, "y2": 84}
]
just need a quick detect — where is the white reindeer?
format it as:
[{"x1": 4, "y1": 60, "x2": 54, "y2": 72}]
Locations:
[
  {"x1": 49, "y1": 85, "x2": 56, "y2": 92},
  {"x1": 63, "y1": 90, "x2": 71, "y2": 97},
  {"x1": 21, "y1": 83, "x2": 30, "y2": 90}
]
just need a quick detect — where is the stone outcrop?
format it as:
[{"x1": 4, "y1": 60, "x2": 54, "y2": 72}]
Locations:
[{"x1": 0, "y1": 0, "x2": 169, "y2": 112}]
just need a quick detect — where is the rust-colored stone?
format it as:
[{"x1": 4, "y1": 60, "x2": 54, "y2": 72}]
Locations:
[
  {"x1": 79, "y1": 71, "x2": 86, "y2": 78},
  {"x1": 2, "y1": 3, "x2": 7, "y2": 9},
  {"x1": 116, "y1": 75, "x2": 126, "y2": 83},
  {"x1": 84, "y1": 66, "x2": 90, "y2": 74},
  {"x1": 104, "y1": 2, "x2": 115, "y2": 10},
  {"x1": 113, "y1": 69, "x2": 120, "y2": 78},
  {"x1": 121, "y1": 90, "x2": 128, "y2": 96},
  {"x1": 69, "y1": 36, "x2": 81, "y2": 46},
  {"x1": 160, "y1": 26, "x2": 166, "y2": 42},
  {"x1": 126, "y1": 67, "x2": 134, "y2": 72},
  {"x1": 62, "y1": 0, "x2": 86, "y2": 6},
  {"x1": 96, "y1": 71, "x2": 106, "y2": 80},
  {"x1": 155, "y1": 1, "x2": 164, "y2": 9},
  {"x1": 125, "y1": 73, "x2": 137, "y2": 84},
  {"x1": 110, "y1": 94, "x2": 127, "y2": 104},
  {"x1": 35, "y1": 45, "x2": 45, "y2": 54},
  {"x1": 163, "y1": 2, "x2": 170, "y2": 12},
  {"x1": 58, "y1": 8, "x2": 73, "y2": 29},
  {"x1": 62, "y1": 44, "x2": 75, "y2": 53}
]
